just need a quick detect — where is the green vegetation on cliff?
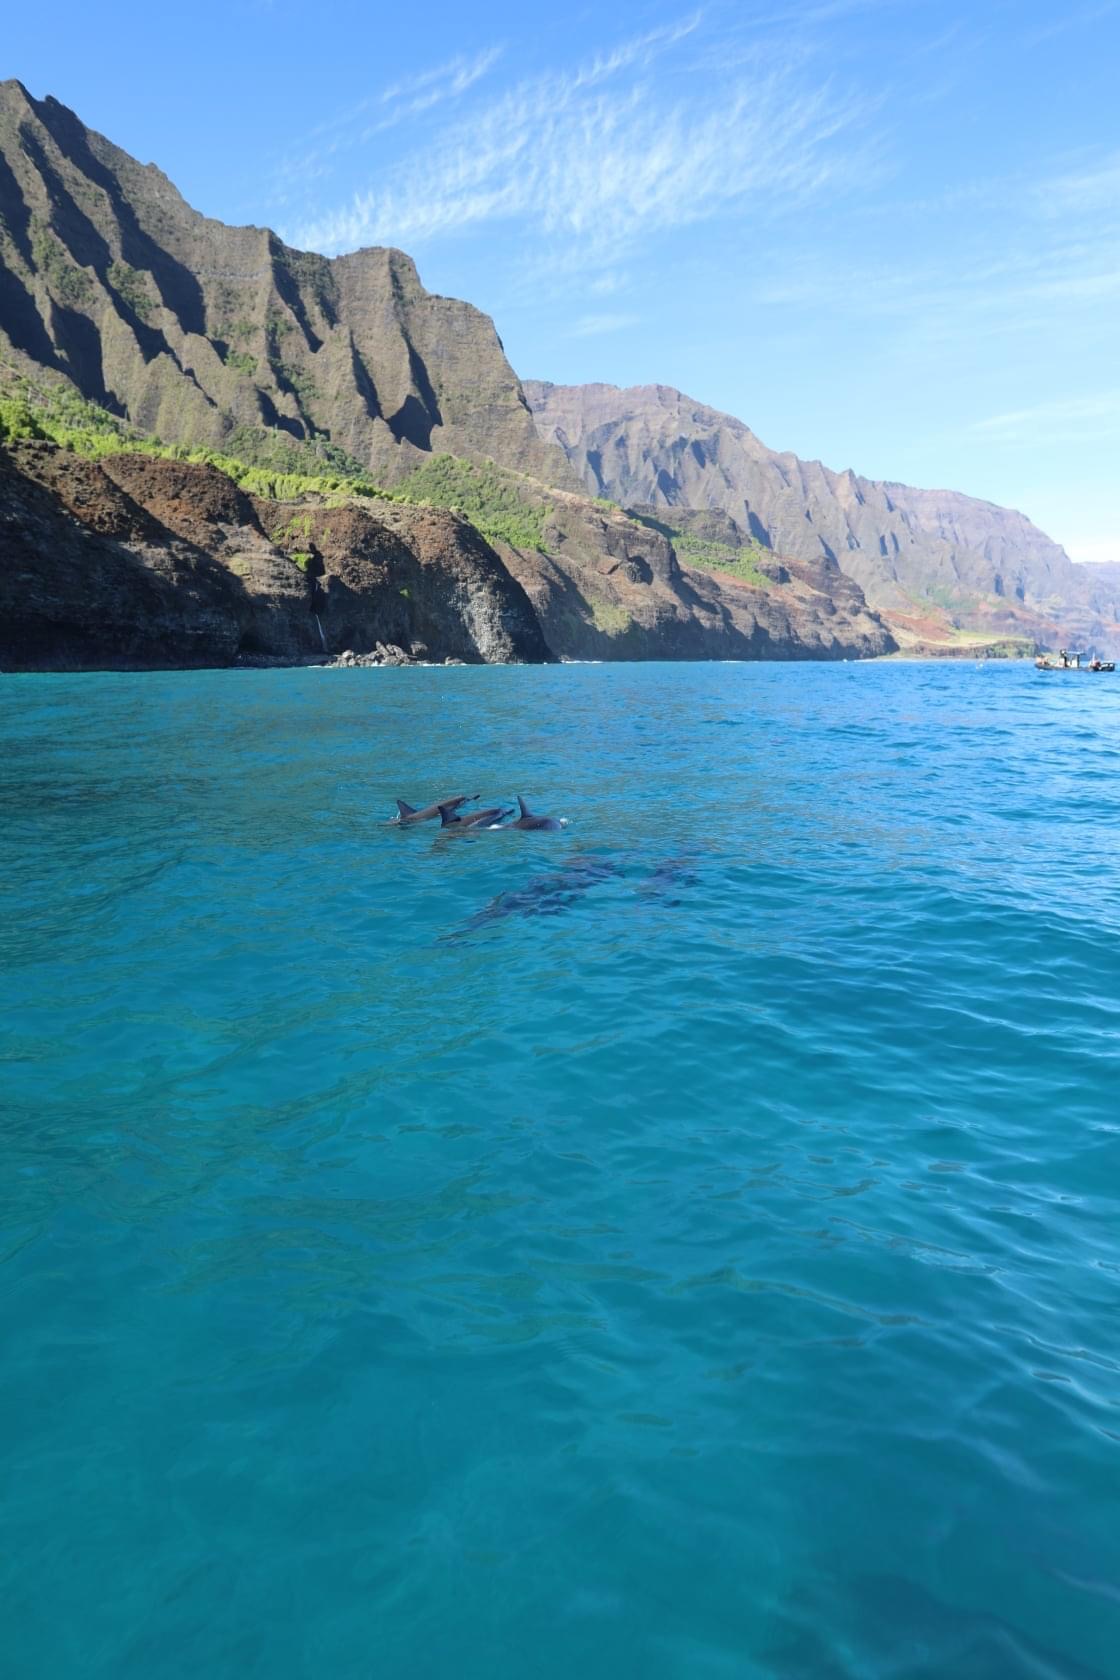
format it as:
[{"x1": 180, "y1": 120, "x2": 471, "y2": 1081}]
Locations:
[
  {"x1": 631, "y1": 512, "x2": 772, "y2": 587},
  {"x1": 224, "y1": 351, "x2": 259, "y2": 378},
  {"x1": 0, "y1": 373, "x2": 553, "y2": 559},
  {"x1": 29, "y1": 222, "x2": 93, "y2": 308},
  {"x1": 1, "y1": 375, "x2": 781, "y2": 598},
  {"x1": 0, "y1": 371, "x2": 393, "y2": 504},
  {"x1": 107, "y1": 261, "x2": 155, "y2": 321},
  {"x1": 395, "y1": 455, "x2": 547, "y2": 551}
]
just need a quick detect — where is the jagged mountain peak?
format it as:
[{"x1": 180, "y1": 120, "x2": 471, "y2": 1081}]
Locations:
[{"x1": 0, "y1": 83, "x2": 575, "y2": 488}]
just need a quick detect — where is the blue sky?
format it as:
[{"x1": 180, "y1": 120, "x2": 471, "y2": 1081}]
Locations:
[{"x1": 7, "y1": 0, "x2": 1119, "y2": 560}]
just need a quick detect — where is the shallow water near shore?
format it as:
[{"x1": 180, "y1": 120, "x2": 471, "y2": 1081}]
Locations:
[{"x1": 1, "y1": 660, "x2": 1118, "y2": 1678}]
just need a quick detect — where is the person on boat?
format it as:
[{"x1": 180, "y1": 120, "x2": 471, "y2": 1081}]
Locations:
[{"x1": 1059, "y1": 648, "x2": 1069, "y2": 667}]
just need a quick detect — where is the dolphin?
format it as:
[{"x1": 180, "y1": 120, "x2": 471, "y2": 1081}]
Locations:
[
  {"x1": 509, "y1": 796, "x2": 567, "y2": 833},
  {"x1": 639, "y1": 854, "x2": 701, "y2": 904},
  {"x1": 443, "y1": 856, "x2": 620, "y2": 937},
  {"x1": 390, "y1": 794, "x2": 479, "y2": 825},
  {"x1": 438, "y1": 801, "x2": 515, "y2": 833}
]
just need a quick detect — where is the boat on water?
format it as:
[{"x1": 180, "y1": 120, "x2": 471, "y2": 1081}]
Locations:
[{"x1": 1035, "y1": 649, "x2": 1115, "y2": 672}]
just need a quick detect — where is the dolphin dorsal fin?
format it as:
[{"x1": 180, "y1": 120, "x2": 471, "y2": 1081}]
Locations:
[
  {"x1": 517, "y1": 796, "x2": 531, "y2": 818},
  {"x1": 438, "y1": 802, "x2": 460, "y2": 827},
  {"x1": 396, "y1": 799, "x2": 417, "y2": 818}
]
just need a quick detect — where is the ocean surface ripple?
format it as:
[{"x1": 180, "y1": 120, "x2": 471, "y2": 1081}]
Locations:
[{"x1": 1, "y1": 662, "x2": 1118, "y2": 1678}]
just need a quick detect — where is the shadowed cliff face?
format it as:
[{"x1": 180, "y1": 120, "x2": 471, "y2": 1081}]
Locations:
[
  {"x1": 0, "y1": 79, "x2": 575, "y2": 489},
  {"x1": 525, "y1": 381, "x2": 1120, "y2": 655},
  {"x1": 0, "y1": 444, "x2": 554, "y2": 669},
  {"x1": 0, "y1": 442, "x2": 896, "y2": 670}
]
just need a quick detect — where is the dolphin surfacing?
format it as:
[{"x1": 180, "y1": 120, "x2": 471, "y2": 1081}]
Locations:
[
  {"x1": 390, "y1": 795, "x2": 479, "y2": 825},
  {"x1": 438, "y1": 801, "x2": 514, "y2": 833},
  {"x1": 510, "y1": 797, "x2": 566, "y2": 833}
]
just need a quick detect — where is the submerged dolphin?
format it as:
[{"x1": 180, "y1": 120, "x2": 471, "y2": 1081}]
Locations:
[
  {"x1": 509, "y1": 797, "x2": 567, "y2": 833},
  {"x1": 444, "y1": 856, "x2": 621, "y2": 937},
  {"x1": 639, "y1": 854, "x2": 702, "y2": 904},
  {"x1": 438, "y1": 801, "x2": 515, "y2": 833},
  {"x1": 390, "y1": 794, "x2": 479, "y2": 825}
]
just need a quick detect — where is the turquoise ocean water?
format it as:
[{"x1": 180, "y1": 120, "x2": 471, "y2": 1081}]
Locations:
[{"x1": 1, "y1": 661, "x2": 1118, "y2": 1678}]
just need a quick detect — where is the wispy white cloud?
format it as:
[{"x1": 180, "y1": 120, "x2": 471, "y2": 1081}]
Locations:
[
  {"x1": 568, "y1": 312, "x2": 641, "y2": 337},
  {"x1": 379, "y1": 52, "x2": 501, "y2": 107},
  {"x1": 746, "y1": 136, "x2": 1120, "y2": 352},
  {"x1": 1038, "y1": 151, "x2": 1120, "y2": 215},
  {"x1": 585, "y1": 270, "x2": 631, "y2": 297},
  {"x1": 266, "y1": 47, "x2": 504, "y2": 207},
  {"x1": 1023, "y1": 1, "x2": 1118, "y2": 48},
  {"x1": 968, "y1": 392, "x2": 1120, "y2": 443},
  {"x1": 358, "y1": 48, "x2": 505, "y2": 140},
  {"x1": 286, "y1": 18, "x2": 871, "y2": 269},
  {"x1": 547, "y1": 14, "x2": 704, "y2": 92}
]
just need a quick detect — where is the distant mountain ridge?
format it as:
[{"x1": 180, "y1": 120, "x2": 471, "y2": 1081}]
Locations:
[
  {"x1": 525, "y1": 381, "x2": 1119, "y2": 654},
  {"x1": 0, "y1": 78, "x2": 572, "y2": 488}
]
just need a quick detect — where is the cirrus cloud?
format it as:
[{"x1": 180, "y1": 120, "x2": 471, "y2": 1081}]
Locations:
[{"x1": 283, "y1": 17, "x2": 873, "y2": 275}]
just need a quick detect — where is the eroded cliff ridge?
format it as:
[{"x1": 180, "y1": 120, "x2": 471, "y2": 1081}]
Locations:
[
  {"x1": 526, "y1": 381, "x2": 1120, "y2": 655},
  {"x1": 0, "y1": 78, "x2": 572, "y2": 489},
  {"x1": 0, "y1": 441, "x2": 556, "y2": 669},
  {"x1": 0, "y1": 428, "x2": 895, "y2": 669},
  {"x1": 491, "y1": 488, "x2": 892, "y2": 663}
]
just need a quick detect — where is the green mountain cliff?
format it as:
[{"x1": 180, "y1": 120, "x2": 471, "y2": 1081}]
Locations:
[
  {"x1": 0, "y1": 78, "x2": 571, "y2": 489},
  {"x1": 0, "y1": 372, "x2": 894, "y2": 667}
]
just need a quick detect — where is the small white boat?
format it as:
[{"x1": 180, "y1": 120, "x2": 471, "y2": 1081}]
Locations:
[{"x1": 1035, "y1": 652, "x2": 1114, "y2": 672}]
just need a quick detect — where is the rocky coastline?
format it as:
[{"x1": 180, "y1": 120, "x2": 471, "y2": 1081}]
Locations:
[{"x1": 0, "y1": 441, "x2": 897, "y2": 671}]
